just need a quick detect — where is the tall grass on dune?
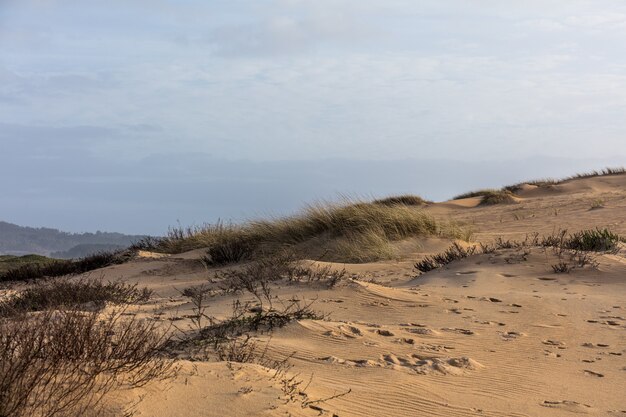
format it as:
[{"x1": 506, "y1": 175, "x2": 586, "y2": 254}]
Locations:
[
  {"x1": 453, "y1": 166, "x2": 625, "y2": 202},
  {"x1": 134, "y1": 198, "x2": 468, "y2": 263},
  {"x1": 452, "y1": 189, "x2": 517, "y2": 205}
]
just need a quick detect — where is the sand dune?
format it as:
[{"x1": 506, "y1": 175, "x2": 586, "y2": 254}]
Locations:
[{"x1": 6, "y1": 174, "x2": 625, "y2": 417}]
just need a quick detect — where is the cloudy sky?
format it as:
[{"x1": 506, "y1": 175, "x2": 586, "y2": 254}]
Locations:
[{"x1": 1, "y1": 1, "x2": 625, "y2": 235}]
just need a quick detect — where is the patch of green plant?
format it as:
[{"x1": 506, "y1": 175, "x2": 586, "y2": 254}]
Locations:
[
  {"x1": 0, "y1": 254, "x2": 57, "y2": 274},
  {"x1": 561, "y1": 228, "x2": 620, "y2": 252},
  {"x1": 0, "y1": 250, "x2": 130, "y2": 282}
]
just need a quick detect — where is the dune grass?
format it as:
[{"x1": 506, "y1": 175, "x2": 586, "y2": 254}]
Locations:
[
  {"x1": 372, "y1": 194, "x2": 430, "y2": 206},
  {"x1": 453, "y1": 166, "x2": 625, "y2": 202},
  {"x1": 134, "y1": 198, "x2": 467, "y2": 263},
  {"x1": 452, "y1": 189, "x2": 517, "y2": 205},
  {"x1": 504, "y1": 167, "x2": 626, "y2": 193}
]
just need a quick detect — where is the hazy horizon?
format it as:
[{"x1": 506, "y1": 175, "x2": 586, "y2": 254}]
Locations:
[
  {"x1": 2, "y1": 155, "x2": 624, "y2": 236},
  {"x1": 2, "y1": 1, "x2": 626, "y2": 235}
]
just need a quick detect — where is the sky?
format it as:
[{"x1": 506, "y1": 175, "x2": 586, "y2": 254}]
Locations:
[{"x1": 1, "y1": 0, "x2": 625, "y2": 235}]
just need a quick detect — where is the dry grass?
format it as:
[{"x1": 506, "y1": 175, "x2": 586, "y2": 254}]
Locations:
[
  {"x1": 372, "y1": 194, "x2": 430, "y2": 206},
  {"x1": 135, "y1": 198, "x2": 467, "y2": 263},
  {"x1": 453, "y1": 189, "x2": 517, "y2": 205},
  {"x1": 504, "y1": 167, "x2": 626, "y2": 193},
  {"x1": 454, "y1": 167, "x2": 625, "y2": 200}
]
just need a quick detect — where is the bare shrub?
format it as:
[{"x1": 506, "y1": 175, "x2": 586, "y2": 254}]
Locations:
[
  {"x1": 0, "y1": 308, "x2": 173, "y2": 417},
  {"x1": 552, "y1": 262, "x2": 571, "y2": 274}
]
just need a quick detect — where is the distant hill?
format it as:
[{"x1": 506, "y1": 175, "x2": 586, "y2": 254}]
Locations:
[{"x1": 0, "y1": 221, "x2": 147, "y2": 257}]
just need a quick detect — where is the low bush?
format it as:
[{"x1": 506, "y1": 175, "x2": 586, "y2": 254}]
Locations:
[
  {"x1": 561, "y1": 228, "x2": 620, "y2": 252},
  {"x1": 0, "y1": 308, "x2": 173, "y2": 417},
  {"x1": 0, "y1": 278, "x2": 152, "y2": 318},
  {"x1": 0, "y1": 250, "x2": 130, "y2": 282}
]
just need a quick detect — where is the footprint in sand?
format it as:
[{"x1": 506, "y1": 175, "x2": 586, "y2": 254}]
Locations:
[
  {"x1": 582, "y1": 342, "x2": 609, "y2": 348},
  {"x1": 406, "y1": 327, "x2": 439, "y2": 335},
  {"x1": 583, "y1": 370, "x2": 604, "y2": 377},
  {"x1": 498, "y1": 331, "x2": 524, "y2": 341},
  {"x1": 541, "y1": 400, "x2": 592, "y2": 413},
  {"x1": 441, "y1": 327, "x2": 475, "y2": 335},
  {"x1": 542, "y1": 340, "x2": 567, "y2": 349},
  {"x1": 338, "y1": 324, "x2": 363, "y2": 337},
  {"x1": 378, "y1": 354, "x2": 483, "y2": 375}
]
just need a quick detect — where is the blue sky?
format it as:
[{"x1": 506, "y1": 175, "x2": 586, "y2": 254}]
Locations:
[{"x1": 1, "y1": 1, "x2": 625, "y2": 234}]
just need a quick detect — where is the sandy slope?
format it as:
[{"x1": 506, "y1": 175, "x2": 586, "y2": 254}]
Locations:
[{"x1": 102, "y1": 174, "x2": 625, "y2": 417}]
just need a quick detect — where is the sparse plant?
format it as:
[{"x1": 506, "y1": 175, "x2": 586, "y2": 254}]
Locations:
[
  {"x1": 0, "y1": 277, "x2": 152, "y2": 318},
  {"x1": 590, "y1": 199, "x2": 605, "y2": 210},
  {"x1": 552, "y1": 262, "x2": 571, "y2": 273},
  {"x1": 562, "y1": 228, "x2": 619, "y2": 252},
  {"x1": 414, "y1": 243, "x2": 477, "y2": 274},
  {"x1": 372, "y1": 195, "x2": 429, "y2": 206}
]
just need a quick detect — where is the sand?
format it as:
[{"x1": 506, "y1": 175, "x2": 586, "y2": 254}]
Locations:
[{"x1": 99, "y1": 174, "x2": 626, "y2": 416}]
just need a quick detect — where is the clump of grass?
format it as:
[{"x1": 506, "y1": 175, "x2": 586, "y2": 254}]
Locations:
[
  {"x1": 372, "y1": 195, "x2": 429, "y2": 206},
  {"x1": 453, "y1": 189, "x2": 502, "y2": 200},
  {"x1": 0, "y1": 278, "x2": 152, "y2": 318},
  {"x1": 453, "y1": 189, "x2": 517, "y2": 205},
  {"x1": 561, "y1": 228, "x2": 620, "y2": 252},
  {"x1": 0, "y1": 250, "x2": 130, "y2": 282},
  {"x1": 140, "y1": 198, "x2": 466, "y2": 264},
  {"x1": 414, "y1": 243, "x2": 477, "y2": 273},
  {"x1": 479, "y1": 190, "x2": 517, "y2": 206}
]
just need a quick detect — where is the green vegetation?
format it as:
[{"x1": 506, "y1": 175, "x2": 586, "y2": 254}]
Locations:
[
  {"x1": 0, "y1": 254, "x2": 57, "y2": 275},
  {"x1": 561, "y1": 228, "x2": 620, "y2": 252},
  {"x1": 134, "y1": 198, "x2": 467, "y2": 263},
  {"x1": 0, "y1": 250, "x2": 130, "y2": 282}
]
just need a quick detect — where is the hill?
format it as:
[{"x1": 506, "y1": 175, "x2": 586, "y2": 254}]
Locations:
[{"x1": 0, "y1": 221, "x2": 146, "y2": 257}]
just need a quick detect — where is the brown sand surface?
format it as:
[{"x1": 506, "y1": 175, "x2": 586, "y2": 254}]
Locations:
[{"x1": 99, "y1": 174, "x2": 626, "y2": 416}]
